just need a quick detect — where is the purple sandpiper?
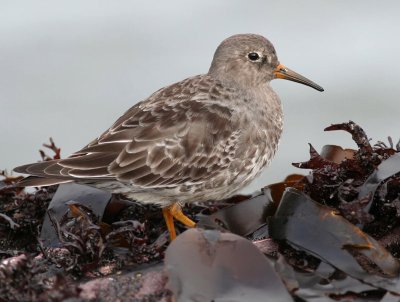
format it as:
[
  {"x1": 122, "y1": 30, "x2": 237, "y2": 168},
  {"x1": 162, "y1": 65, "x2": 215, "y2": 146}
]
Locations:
[{"x1": 14, "y1": 34, "x2": 323, "y2": 240}]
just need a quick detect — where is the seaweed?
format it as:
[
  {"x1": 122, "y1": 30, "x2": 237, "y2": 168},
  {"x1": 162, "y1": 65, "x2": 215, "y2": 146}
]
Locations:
[{"x1": 2, "y1": 122, "x2": 400, "y2": 301}]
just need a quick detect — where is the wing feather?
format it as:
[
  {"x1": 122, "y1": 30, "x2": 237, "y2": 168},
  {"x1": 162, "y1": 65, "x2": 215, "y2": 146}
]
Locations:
[
  {"x1": 60, "y1": 153, "x2": 116, "y2": 169},
  {"x1": 78, "y1": 142, "x2": 126, "y2": 154},
  {"x1": 14, "y1": 75, "x2": 241, "y2": 190},
  {"x1": 68, "y1": 167, "x2": 110, "y2": 178}
]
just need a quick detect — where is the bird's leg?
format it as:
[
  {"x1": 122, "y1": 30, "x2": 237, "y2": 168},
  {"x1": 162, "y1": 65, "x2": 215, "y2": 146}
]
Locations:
[
  {"x1": 170, "y1": 203, "x2": 196, "y2": 228},
  {"x1": 162, "y1": 207, "x2": 176, "y2": 240},
  {"x1": 162, "y1": 202, "x2": 196, "y2": 240}
]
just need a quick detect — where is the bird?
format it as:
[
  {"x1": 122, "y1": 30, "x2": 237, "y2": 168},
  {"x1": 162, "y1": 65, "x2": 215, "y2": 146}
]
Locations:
[{"x1": 14, "y1": 34, "x2": 323, "y2": 240}]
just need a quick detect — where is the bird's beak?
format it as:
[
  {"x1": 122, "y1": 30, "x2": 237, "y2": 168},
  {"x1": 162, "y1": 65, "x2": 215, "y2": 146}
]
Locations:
[{"x1": 274, "y1": 63, "x2": 324, "y2": 92}]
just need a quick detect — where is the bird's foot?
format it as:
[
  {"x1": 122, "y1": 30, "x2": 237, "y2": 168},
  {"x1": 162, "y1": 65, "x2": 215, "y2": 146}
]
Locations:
[{"x1": 162, "y1": 203, "x2": 196, "y2": 241}]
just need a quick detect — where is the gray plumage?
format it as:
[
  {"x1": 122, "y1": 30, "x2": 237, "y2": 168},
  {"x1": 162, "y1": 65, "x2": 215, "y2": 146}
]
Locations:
[{"x1": 14, "y1": 34, "x2": 323, "y2": 206}]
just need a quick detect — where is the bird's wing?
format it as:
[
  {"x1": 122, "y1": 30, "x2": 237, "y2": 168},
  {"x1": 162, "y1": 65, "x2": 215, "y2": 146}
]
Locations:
[{"x1": 15, "y1": 76, "x2": 242, "y2": 189}]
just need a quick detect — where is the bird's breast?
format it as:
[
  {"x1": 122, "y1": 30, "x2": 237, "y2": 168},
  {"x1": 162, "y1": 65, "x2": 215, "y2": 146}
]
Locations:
[{"x1": 228, "y1": 87, "x2": 283, "y2": 185}]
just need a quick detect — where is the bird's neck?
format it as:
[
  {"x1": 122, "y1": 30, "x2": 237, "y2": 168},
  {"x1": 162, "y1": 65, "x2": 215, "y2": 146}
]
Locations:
[
  {"x1": 244, "y1": 83, "x2": 283, "y2": 127},
  {"x1": 208, "y1": 63, "x2": 266, "y2": 90}
]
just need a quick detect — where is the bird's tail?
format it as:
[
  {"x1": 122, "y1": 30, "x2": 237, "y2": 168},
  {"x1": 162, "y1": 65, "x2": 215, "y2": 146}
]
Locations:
[
  {"x1": 13, "y1": 160, "x2": 73, "y2": 187},
  {"x1": 15, "y1": 176, "x2": 73, "y2": 187}
]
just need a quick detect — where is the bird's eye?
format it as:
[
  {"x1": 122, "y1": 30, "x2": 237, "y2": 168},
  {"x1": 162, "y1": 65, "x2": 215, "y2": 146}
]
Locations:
[{"x1": 248, "y1": 52, "x2": 260, "y2": 61}]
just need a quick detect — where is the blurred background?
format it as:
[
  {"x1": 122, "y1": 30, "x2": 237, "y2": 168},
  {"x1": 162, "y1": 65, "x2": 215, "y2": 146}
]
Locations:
[{"x1": 1, "y1": 0, "x2": 400, "y2": 193}]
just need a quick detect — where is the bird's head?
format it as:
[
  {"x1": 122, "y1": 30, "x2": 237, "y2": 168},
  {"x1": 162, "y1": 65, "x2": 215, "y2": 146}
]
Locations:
[{"x1": 208, "y1": 34, "x2": 323, "y2": 92}]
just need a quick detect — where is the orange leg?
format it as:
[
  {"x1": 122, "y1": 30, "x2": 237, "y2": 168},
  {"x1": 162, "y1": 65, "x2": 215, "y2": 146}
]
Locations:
[
  {"x1": 162, "y1": 203, "x2": 196, "y2": 240},
  {"x1": 162, "y1": 207, "x2": 176, "y2": 240}
]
